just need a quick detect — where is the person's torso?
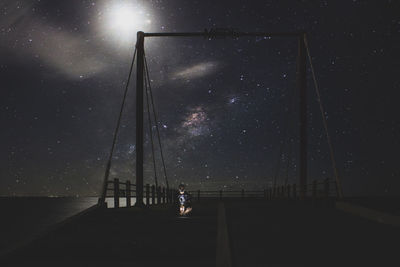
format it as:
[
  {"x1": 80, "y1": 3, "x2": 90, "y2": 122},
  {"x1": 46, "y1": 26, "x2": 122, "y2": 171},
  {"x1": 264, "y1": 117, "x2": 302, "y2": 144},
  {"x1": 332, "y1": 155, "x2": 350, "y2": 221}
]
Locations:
[{"x1": 178, "y1": 192, "x2": 190, "y2": 205}]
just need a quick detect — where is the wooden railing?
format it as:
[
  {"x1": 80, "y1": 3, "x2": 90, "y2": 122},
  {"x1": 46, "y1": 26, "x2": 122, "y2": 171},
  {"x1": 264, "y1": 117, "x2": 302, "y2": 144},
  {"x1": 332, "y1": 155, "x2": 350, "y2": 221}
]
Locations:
[
  {"x1": 188, "y1": 178, "x2": 336, "y2": 201},
  {"x1": 263, "y1": 178, "x2": 337, "y2": 200},
  {"x1": 105, "y1": 178, "x2": 136, "y2": 208},
  {"x1": 105, "y1": 178, "x2": 337, "y2": 208},
  {"x1": 105, "y1": 179, "x2": 176, "y2": 208}
]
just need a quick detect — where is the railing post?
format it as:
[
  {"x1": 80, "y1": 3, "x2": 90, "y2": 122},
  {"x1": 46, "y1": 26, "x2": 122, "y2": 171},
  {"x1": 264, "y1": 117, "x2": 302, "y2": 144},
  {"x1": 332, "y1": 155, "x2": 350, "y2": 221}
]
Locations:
[
  {"x1": 126, "y1": 180, "x2": 131, "y2": 207},
  {"x1": 219, "y1": 190, "x2": 223, "y2": 200},
  {"x1": 269, "y1": 188, "x2": 272, "y2": 200},
  {"x1": 264, "y1": 189, "x2": 267, "y2": 199},
  {"x1": 324, "y1": 178, "x2": 330, "y2": 199},
  {"x1": 241, "y1": 189, "x2": 245, "y2": 199},
  {"x1": 293, "y1": 184, "x2": 297, "y2": 199},
  {"x1": 162, "y1": 187, "x2": 166, "y2": 204},
  {"x1": 145, "y1": 184, "x2": 150, "y2": 206},
  {"x1": 287, "y1": 184, "x2": 291, "y2": 199},
  {"x1": 151, "y1": 185, "x2": 155, "y2": 205},
  {"x1": 166, "y1": 188, "x2": 169, "y2": 203},
  {"x1": 157, "y1": 186, "x2": 161, "y2": 205},
  {"x1": 113, "y1": 178, "x2": 119, "y2": 208},
  {"x1": 197, "y1": 190, "x2": 200, "y2": 201},
  {"x1": 312, "y1": 180, "x2": 317, "y2": 201},
  {"x1": 281, "y1": 185, "x2": 285, "y2": 198}
]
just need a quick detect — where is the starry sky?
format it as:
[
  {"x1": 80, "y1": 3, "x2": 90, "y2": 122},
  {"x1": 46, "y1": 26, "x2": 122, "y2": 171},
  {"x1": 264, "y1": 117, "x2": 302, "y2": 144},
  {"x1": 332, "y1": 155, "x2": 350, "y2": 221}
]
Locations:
[{"x1": 1, "y1": 0, "x2": 399, "y2": 197}]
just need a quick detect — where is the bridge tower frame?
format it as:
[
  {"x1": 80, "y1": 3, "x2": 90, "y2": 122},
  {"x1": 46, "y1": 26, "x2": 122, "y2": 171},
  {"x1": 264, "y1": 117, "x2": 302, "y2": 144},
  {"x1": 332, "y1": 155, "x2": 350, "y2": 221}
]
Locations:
[{"x1": 134, "y1": 29, "x2": 308, "y2": 205}]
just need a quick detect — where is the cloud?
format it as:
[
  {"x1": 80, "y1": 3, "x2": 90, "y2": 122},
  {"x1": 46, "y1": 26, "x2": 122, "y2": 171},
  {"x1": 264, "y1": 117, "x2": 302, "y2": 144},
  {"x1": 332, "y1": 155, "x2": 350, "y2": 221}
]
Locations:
[
  {"x1": 171, "y1": 61, "x2": 220, "y2": 80},
  {"x1": 0, "y1": 0, "x2": 35, "y2": 27},
  {"x1": 0, "y1": 0, "x2": 110, "y2": 80},
  {"x1": 28, "y1": 24, "x2": 107, "y2": 79}
]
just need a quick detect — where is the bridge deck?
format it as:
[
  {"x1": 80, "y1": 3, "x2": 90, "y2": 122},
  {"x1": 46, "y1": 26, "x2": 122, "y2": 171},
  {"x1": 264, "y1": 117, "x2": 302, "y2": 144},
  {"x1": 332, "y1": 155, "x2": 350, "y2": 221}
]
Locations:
[
  {"x1": 226, "y1": 200, "x2": 399, "y2": 266},
  {"x1": 1, "y1": 199, "x2": 399, "y2": 266}
]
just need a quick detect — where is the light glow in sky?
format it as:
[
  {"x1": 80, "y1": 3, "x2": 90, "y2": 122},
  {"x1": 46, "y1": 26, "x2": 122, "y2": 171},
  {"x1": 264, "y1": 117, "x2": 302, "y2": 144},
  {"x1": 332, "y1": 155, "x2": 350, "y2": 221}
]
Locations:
[{"x1": 101, "y1": 1, "x2": 152, "y2": 46}]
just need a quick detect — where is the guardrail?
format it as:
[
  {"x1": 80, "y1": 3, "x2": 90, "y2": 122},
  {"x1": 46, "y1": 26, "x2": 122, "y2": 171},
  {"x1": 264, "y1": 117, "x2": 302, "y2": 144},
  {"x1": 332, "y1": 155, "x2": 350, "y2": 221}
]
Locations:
[
  {"x1": 105, "y1": 178, "x2": 337, "y2": 208},
  {"x1": 188, "y1": 178, "x2": 336, "y2": 201},
  {"x1": 105, "y1": 178, "x2": 175, "y2": 208}
]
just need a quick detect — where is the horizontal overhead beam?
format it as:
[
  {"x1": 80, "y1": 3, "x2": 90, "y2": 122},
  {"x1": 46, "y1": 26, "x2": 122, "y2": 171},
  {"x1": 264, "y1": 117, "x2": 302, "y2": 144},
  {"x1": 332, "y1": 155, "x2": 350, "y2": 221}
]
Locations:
[{"x1": 143, "y1": 30, "x2": 303, "y2": 38}]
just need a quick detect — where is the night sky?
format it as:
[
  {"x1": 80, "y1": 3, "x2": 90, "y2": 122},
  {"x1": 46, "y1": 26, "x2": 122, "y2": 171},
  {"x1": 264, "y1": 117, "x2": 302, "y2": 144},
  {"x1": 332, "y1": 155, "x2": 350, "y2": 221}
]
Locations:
[{"x1": 1, "y1": 0, "x2": 399, "y2": 197}]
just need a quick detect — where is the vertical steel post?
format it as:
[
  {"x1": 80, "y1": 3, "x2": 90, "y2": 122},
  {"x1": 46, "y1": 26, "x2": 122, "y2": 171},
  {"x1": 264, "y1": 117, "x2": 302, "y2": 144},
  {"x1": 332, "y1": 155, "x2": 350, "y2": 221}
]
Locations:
[
  {"x1": 145, "y1": 184, "x2": 150, "y2": 206},
  {"x1": 293, "y1": 184, "x2": 297, "y2": 199},
  {"x1": 324, "y1": 178, "x2": 330, "y2": 199},
  {"x1": 114, "y1": 178, "x2": 119, "y2": 208},
  {"x1": 126, "y1": 180, "x2": 131, "y2": 207},
  {"x1": 157, "y1": 186, "x2": 161, "y2": 204},
  {"x1": 135, "y1": 31, "x2": 145, "y2": 207},
  {"x1": 197, "y1": 190, "x2": 200, "y2": 201},
  {"x1": 166, "y1": 188, "x2": 169, "y2": 203},
  {"x1": 312, "y1": 180, "x2": 317, "y2": 201},
  {"x1": 298, "y1": 33, "x2": 307, "y2": 200},
  {"x1": 162, "y1": 187, "x2": 166, "y2": 204},
  {"x1": 151, "y1": 185, "x2": 155, "y2": 205}
]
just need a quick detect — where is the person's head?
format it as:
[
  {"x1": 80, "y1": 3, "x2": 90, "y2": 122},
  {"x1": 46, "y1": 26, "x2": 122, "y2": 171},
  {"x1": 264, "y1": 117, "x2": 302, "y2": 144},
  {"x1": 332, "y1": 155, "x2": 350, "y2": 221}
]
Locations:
[{"x1": 178, "y1": 183, "x2": 185, "y2": 193}]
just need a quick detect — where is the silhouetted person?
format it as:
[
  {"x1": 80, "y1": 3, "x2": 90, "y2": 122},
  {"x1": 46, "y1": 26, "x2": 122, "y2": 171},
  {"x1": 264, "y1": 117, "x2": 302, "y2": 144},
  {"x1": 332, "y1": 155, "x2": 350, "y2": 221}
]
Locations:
[{"x1": 177, "y1": 183, "x2": 192, "y2": 216}]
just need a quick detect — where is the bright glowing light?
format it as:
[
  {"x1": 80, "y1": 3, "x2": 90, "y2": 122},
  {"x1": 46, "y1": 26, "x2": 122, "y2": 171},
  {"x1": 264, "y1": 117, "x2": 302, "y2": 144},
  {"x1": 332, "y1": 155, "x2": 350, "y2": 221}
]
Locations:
[
  {"x1": 108, "y1": 5, "x2": 143, "y2": 35},
  {"x1": 101, "y1": 1, "x2": 152, "y2": 45}
]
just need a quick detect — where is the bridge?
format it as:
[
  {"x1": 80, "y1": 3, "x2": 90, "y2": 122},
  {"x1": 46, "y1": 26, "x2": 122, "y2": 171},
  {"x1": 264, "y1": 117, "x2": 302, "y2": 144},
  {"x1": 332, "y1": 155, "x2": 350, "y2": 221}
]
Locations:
[
  {"x1": 1, "y1": 187, "x2": 399, "y2": 266},
  {"x1": 1, "y1": 30, "x2": 399, "y2": 266},
  {"x1": 95, "y1": 28, "x2": 344, "y2": 209}
]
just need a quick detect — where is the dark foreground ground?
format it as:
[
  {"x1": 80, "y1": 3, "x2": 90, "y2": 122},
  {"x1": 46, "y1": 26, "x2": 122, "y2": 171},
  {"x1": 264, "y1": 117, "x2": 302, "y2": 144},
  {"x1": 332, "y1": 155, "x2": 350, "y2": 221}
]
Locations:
[
  {"x1": 0, "y1": 197, "x2": 98, "y2": 254},
  {"x1": 1, "y1": 199, "x2": 399, "y2": 266}
]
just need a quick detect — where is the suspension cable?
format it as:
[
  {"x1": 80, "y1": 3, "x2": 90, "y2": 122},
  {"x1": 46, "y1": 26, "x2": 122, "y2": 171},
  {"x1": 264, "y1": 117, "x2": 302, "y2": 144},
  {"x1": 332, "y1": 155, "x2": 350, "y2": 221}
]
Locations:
[
  {"x1": 144, "y1": 67, "x2": 159, "y2": 188},
  {"x1": 99, "y1": 47, "x2": 137, "y2": 203},
  {"x1": 143, "y1": 53, "x2": 170, "y2": 189},
  {"x1": 303, "y1": 35, "x2": 344, "y2": 198}
]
